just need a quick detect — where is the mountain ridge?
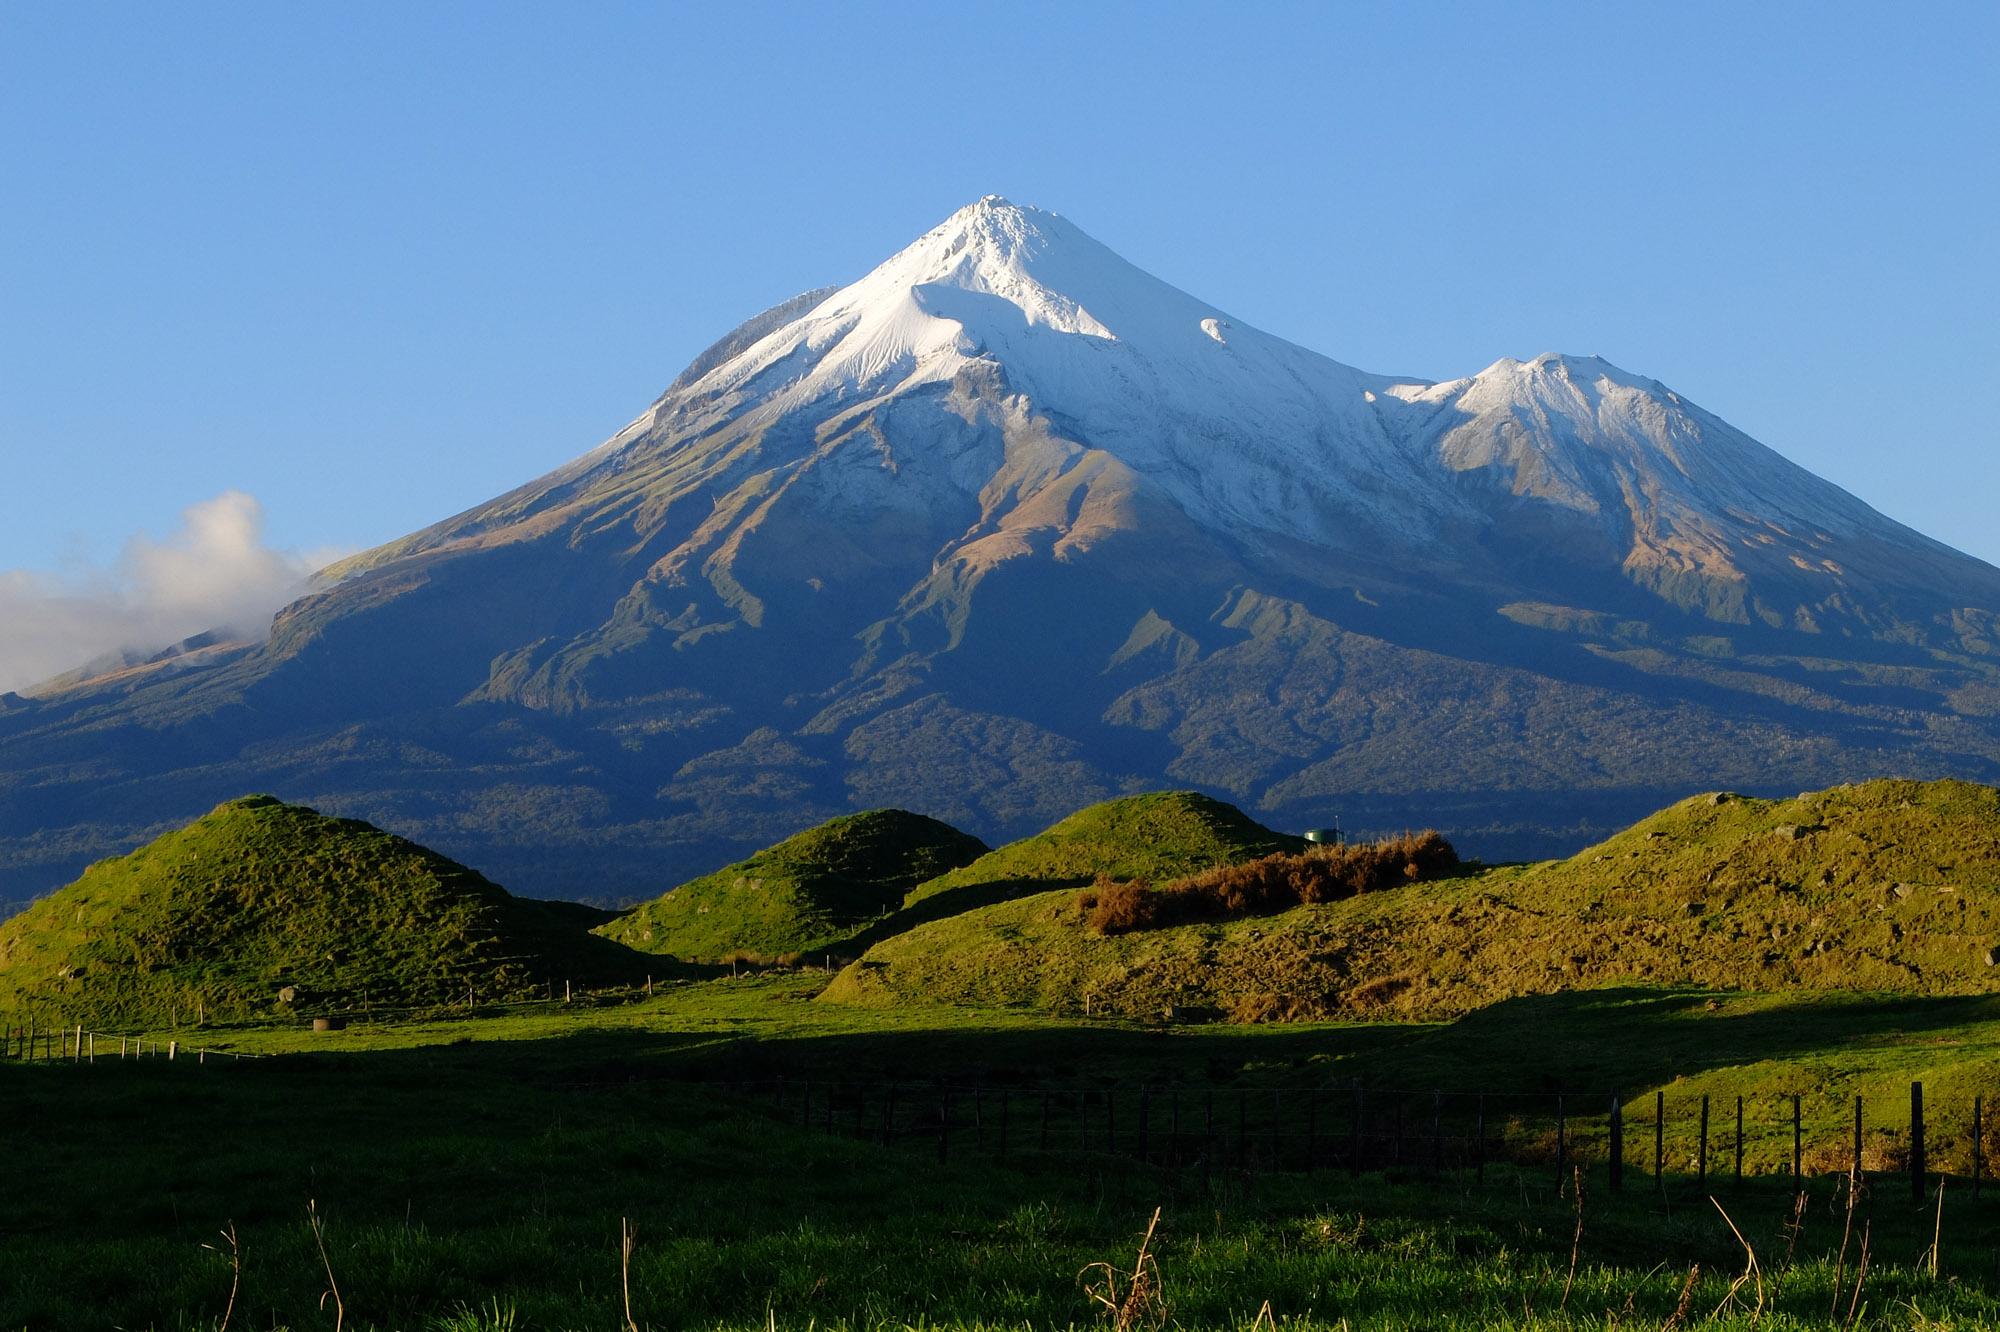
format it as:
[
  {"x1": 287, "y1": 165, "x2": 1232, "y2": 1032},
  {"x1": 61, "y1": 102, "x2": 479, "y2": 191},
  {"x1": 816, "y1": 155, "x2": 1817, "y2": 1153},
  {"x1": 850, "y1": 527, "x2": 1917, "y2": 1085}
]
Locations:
[{"x1": 4, "y1": 197, "x2": 2000, "y2": 907}]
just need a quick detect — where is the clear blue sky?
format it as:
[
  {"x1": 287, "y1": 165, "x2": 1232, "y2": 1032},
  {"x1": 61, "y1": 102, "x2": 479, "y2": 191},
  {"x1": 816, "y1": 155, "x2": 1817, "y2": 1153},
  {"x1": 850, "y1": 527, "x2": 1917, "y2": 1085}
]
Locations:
[{"x1": 3, "y1": 2, "x2": 1995, "y2": 584}]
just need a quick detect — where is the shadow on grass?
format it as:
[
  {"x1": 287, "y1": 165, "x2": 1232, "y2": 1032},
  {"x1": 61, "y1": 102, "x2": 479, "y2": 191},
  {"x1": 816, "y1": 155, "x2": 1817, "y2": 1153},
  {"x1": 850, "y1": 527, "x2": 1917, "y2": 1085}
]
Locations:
[
  {"x1": 1380, "y1": 986, "x2": 2000, "y2": 1094},
  {"x1": 640, "y1": 986, "x2": 2000, "y2": 1099},
  {"x1": 837, "y1": 877, "x2": 1074, "y2": 955}
]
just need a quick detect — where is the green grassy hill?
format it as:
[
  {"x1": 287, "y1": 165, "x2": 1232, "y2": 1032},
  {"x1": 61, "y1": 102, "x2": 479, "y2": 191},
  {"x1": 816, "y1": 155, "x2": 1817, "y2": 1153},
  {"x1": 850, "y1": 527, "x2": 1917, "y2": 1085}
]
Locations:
[
  {"x1": 823, "y1": 779, "x2": 2000, "y2": 1020},
  {"x1": 822, "y1": 790, "x2": 1303, "y2": 956},
  {"x1": 0, "y1": 795, "x2": 650, "y2": 1024},
  {"x1": 906, "y1": 790, "x2": 1300, "y2": 904},
  {"x1": 594, "y1": 808, "x2": 987, "y2": 960}
]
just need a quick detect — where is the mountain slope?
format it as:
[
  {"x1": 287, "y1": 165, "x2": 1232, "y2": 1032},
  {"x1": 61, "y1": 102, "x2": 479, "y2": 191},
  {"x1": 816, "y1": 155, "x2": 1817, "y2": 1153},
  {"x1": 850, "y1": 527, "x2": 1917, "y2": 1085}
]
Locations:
[
  {"x1": 0, "y1": 796, "x2": 650, "y2": 1023},
  {"x1": 6, "y1": 198, "x2": 2000, "y2": 906},
  {"x1": 822, "y1": 779, "x2": 2000, "y2": 1020}
]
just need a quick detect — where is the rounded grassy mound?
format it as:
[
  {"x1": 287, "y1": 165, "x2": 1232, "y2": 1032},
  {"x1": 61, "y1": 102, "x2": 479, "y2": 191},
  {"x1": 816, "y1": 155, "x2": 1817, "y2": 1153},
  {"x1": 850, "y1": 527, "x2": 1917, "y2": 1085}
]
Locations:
[
  {"x1": 0, "y1": 795, "x2": 649, "y2": 1024},
  {"x1": 595, "y1": 808, "x2": 988, "y2": 960},
  {"x1": 904, "y1": 790, "x2": 1300, "y2": 907},
  {"x1": 821, "y1": 790, "x2": 1306, "y2": 957},
  {"x1": 823, "y1": 780, "x2": 2000, "y2": 1021}
]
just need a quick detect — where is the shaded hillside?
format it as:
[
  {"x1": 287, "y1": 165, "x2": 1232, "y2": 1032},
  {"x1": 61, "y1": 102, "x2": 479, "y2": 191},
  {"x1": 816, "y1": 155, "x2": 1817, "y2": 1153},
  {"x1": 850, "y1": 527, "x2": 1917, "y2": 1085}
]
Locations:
[
  {"x1": 595, "y1": 809, "x2": 986, "y2": 960},
  {"x1": 0, "y1": 796, "x2": 650, "y2": 1024},
  {"x1": 822, "y1": 779, "x2": 2000, "y2": 1020}
]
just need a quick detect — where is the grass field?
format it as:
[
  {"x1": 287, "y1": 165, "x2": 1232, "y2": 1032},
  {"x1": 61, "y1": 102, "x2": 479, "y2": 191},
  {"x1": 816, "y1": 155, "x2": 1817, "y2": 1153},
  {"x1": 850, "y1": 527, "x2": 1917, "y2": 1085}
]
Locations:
[
  {"x1": 12, "y1": 972, "x2": 2000, "y2": 1330},
  {"x1": 12, "y1": 781, "x2": 2000, "y2": 1328}
]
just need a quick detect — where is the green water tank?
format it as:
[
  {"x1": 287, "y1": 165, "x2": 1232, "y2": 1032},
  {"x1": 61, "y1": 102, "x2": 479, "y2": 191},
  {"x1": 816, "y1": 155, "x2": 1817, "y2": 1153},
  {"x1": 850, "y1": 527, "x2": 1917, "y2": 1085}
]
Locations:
[{"x1": 1304, "y1": 826, "x2": 1341, "y2": 845}]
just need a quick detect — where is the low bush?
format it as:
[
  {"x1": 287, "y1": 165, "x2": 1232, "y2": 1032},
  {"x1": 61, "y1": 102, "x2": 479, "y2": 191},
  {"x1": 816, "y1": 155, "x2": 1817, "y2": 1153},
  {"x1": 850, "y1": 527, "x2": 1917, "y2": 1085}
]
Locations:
[{"x1": 1085, "y1": 832, "x2": 1458, "y2": 934}]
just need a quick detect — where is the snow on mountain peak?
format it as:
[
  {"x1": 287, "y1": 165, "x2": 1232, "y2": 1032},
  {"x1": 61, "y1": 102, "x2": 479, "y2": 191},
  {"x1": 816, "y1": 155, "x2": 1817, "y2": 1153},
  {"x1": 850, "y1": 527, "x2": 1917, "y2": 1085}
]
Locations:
[
  {"x1": 663, "y1": 198, "x2": 1440, "y2": 552},
  {"x1": 621, "y1": 198, "x2": 1952, "y2": 588}
]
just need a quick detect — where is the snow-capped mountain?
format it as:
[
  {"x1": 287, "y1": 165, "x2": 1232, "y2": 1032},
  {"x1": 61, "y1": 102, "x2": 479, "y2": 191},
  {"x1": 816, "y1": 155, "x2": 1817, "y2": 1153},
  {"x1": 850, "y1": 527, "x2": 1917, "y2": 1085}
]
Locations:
[{"x1": 5, "y1": 198, "x2": 2000, "y2": 904}]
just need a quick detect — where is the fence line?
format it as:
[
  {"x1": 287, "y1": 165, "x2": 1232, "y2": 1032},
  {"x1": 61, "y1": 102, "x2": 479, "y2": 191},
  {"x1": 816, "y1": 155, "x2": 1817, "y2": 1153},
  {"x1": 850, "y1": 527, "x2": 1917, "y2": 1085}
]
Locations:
[
  {"x1": 567, "y1": 1074, "x2": 1990, "y2": 1204},
  {"x1": 9, "y1": 1015, "x2": 1987, "y2": 1206},
  {"x1": 1, "y1": 1022, "x2": 260, "y2": 1064},
  {"x1": 0, "y1": 972, "x2": 725, "y2": 1045}
]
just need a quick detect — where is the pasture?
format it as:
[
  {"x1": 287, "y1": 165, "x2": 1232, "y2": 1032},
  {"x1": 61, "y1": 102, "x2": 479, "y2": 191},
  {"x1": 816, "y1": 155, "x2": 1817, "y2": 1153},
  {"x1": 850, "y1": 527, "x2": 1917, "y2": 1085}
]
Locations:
[{"x1": 10, "y1": 974, "x2": 2000, "y2": 1330}]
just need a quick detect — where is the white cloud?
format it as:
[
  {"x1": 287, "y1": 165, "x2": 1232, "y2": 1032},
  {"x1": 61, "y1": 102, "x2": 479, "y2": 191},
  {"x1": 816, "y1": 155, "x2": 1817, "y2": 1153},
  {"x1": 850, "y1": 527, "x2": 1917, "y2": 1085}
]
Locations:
[{"x1": 0, "y1": 492, "x2": 348, "y2": 695}]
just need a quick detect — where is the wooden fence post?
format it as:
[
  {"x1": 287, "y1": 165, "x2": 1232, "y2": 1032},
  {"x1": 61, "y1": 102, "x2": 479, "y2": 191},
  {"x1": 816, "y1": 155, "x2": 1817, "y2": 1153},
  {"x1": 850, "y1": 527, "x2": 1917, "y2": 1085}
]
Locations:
[
  {"x1": 1655, "y1": 1090, "x2": 1665, "y2": 1193},
  {"x1": 1793, "y1": 1094, "x2": 1802, "y2": 1183},
  {"x1": 1735, "y1": 1096, "x2": 1744, "y2": 1188},
  {"x1": 1137, "y1": 1086, "x2": 1149, "y2": 1163},
  {"x1": 999, "y1": 1088, "x2": 1009, "y2": 1158},
  {"x1": 1306, "y1": 1089, "x2": 1318, "y2": 1171},
  {"x1": 974, "y1": 1087, "x2": 984, "y2": 1151},
  {"x1": 1911, "y1": 1082, "x2": 1926, "y2": 1207},
  {"x1": 1698, "y1": 1095, "x2": 1710, "y2": 1190},
  {"x1": 938, "y1": 1083, "x2": 950, "y2": 1165},
  {"x1": 1609, "y1": 1095, "x2": 1624, "y2": 1192},
  {"x1": 1554, "y1": 1092, "x2": 1566, "y2": 1186},
  {"x1": 1853, "y1": 1095, "x2": 1864, "y2": 1177},
  {"x1": 1975, "y1": 1096, "x2": 1984, "y2": 1199},
  {"x1": 884, "y1": 1083, "x2": 897, "y2": 1147},
  {"x1": 1271, "y1": 1090, "x2": 1282, "y2": 1171}
]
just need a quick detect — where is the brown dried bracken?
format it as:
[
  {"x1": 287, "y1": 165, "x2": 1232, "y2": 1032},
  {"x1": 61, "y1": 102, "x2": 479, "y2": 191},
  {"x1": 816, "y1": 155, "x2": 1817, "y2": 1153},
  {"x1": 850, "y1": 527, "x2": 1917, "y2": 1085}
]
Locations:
[
  {"x1": 1662, "y1": 1264, "x2": 1700, "y2": 1332},
  {"x1": 1087, "y1": 833, "x2": 1458, "y2": 934},
  {"x1": 1080, "y1": 1206, "x2": 1166, "y2": 1331}
]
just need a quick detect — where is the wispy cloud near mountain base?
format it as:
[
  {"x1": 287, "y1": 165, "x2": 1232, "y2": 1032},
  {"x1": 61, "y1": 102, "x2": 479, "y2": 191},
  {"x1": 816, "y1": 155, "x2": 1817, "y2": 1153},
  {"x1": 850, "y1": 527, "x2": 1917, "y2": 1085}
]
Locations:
[{"x1": 0, "y1": 492, "x2": 342, "y2": 694}]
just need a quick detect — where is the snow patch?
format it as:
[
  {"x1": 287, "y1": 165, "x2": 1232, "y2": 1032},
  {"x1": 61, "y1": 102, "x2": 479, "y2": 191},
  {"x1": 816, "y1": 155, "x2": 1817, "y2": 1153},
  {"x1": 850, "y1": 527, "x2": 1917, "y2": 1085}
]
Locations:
[{"x1": 595, "y1": 196, "x2": 1953, "y2": 577}]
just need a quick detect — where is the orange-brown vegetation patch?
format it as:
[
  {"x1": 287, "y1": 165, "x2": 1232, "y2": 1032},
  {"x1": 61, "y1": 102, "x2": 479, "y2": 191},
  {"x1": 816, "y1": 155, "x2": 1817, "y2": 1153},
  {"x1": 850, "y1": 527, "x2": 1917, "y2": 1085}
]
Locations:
[{"x1": 1080, "y1": 832, "x2": 1459, "y2": 935}]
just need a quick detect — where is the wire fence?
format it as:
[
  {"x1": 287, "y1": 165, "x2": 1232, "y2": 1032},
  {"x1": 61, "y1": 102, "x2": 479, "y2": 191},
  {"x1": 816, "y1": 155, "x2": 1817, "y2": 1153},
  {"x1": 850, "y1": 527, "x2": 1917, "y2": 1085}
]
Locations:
[
  {"x1": 659, "y1": 1075, "x2": 1998, "y2": 1205},
  {"x1": 7, "y1": 994, "x2": 1992, "y2": 1211},
  {"x1": 2, "y1": 1022, "x2": 261, "y2": 1064},
  {"x1": 0, "y1": 972, "x2": 723, "y2": 1038}
]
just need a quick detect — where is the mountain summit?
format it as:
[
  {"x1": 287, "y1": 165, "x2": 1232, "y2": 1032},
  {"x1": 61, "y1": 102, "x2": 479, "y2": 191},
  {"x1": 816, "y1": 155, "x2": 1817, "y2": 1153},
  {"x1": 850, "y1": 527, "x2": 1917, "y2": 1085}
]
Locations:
[{"x1": 6, "y1": 199, "x2": 2000, "y2": 905}]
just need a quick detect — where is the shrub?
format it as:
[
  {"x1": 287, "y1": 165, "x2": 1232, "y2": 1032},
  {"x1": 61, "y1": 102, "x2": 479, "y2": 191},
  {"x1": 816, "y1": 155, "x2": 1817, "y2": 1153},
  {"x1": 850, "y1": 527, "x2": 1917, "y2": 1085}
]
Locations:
[
  {"x1": 1084, "y1": 832, "x2": 1458, "y2": 934},
  {"x1": 1085, "y1": 877, "x2": 1157, "y2": 932}
]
